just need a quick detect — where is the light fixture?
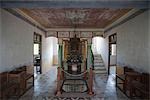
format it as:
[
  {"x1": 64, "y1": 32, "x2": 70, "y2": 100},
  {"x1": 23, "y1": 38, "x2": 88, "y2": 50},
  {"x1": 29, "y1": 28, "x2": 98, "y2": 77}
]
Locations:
[
  {"x1": 65, "y1": 10, "x2": 86, "y2": 24},
  {"x1": 65, "y1": 9, "x2": 87, "y2": 37}
]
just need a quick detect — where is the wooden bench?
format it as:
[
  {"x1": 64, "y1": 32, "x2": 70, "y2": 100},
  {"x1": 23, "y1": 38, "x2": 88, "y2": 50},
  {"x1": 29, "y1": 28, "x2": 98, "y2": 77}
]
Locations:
[
  {"x1": 116, "y1": 66, "x2": 133, "y2": 93},
  {"x1": 8, "y1": 66, "x2": 34, "y2": 99},
  {"x1": 0, "y1": 72, "x2": 17, "y2": 100},
  {"x1": 125, "y1": 71, "x2": 141, "y2": 97},
  {"x1": 116, "y1": 66, "x2": 125, "y2": 92},
  {"x1": 131, "y1": 73, "x2": 150, "y2": 99}
]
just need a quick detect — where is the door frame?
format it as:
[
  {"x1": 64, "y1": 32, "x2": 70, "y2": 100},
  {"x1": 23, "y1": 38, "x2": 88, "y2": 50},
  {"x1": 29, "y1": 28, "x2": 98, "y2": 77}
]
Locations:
[
  {"x1": 33, "y1": 32, "x2": 42, "y2": 74},
  {"x1": 108, "y1": 33, "x2": 117, "y2": 75}
]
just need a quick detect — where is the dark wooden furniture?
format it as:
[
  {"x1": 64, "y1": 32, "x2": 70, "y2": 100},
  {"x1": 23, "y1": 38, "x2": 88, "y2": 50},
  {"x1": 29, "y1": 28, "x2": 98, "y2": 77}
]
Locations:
[
  {"x1": 131, "y1": 73, "x2": 150, "y2": 99},
  {"x1": 8, "y1": 70, "x2": 26, "y2": 98},
  {"x1": 0, "y1": 72, "x2": 16, "y2": 100},
  {"x1": 124, "y1": 71, "x2": 141, "y2": 97},
  {"x1": 116, "y1": 66, "x2": 133, "y2": 93},
  {"x1": 8, "y1": 66, "x2": 34, "y2": 99},
  {"x1": 116, "y1": 66, "x2": 126, "y2": 92}
]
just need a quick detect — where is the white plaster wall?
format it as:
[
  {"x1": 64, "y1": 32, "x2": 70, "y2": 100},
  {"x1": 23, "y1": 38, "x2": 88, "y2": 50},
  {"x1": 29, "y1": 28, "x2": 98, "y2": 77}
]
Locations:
[
  {"x1": 42, "y1": 37, "x2": 54, "y2": 73},
  {"x1": 0, "y1": 9, "x2": 54, "y2": 73},
  {"x1": 105, "y1": 10, "x2": 149, "y2": 73},
  {"x1": 52, "y1": 37, "x2": 58, "y2": 65}
]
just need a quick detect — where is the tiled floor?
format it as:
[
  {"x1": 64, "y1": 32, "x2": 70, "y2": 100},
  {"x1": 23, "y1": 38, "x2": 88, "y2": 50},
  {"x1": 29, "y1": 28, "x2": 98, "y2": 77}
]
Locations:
[{"x1": 20, "y1": 67, "x2": 129, "y2": 100}]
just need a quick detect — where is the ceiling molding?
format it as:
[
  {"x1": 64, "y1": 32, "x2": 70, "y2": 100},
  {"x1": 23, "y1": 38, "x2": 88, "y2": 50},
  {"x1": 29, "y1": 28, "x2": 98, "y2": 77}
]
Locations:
[
  {"x1": 1, "y1": 1, "x2": 149, "y2": 9},
  {"x1": 104, "y1": 9, "x2": 139, "y2": 31},
  {"x1": 14, "y1": 8, "x2": 45, "y2": 30},
  {"x1": 104, "y1": 9, "x2": 148, "y2": 34},
  {"x1": 4, "y1": 8, "x2": 46, "y2": 33}
]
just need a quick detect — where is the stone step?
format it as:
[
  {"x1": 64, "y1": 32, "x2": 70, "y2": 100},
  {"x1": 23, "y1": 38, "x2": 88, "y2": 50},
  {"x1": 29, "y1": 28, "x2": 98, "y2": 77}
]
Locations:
[
  {"x1": 94, "y1": 58, "x2": 102, "y2": 61},
  {"x1": 94, "y1": 70, "x2": 107, "y2": 74},
  {"x1": 94, "y1": 54, "x2": 101, "y2": 57},
  {"x1": 94, "y1": 55, "x2": 102, "y2": 58},
  {"x1": 94, "y1": 63, "x2": 104, "y2": 66},
  {"x1": 94, "y1": 66, "x2": 106, "y2": 70},
  {"x1": 94, "y1": 64, "x2": 105, "y2": 67},
  {"x1": 94, "y1": 60, "x2": 103, "y2": 63}
]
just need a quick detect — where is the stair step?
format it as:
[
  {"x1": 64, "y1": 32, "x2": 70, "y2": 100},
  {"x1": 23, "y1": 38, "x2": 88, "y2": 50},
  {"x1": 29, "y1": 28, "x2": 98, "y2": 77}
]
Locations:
[
  {"x1": 94, "y1": 67, "x2": 106, "y2": 70},
  {"x1": 94, "y1": 58, "x2": 102, "y2": 61},
  {"x1": 94, "y1": 55, "x2": 101, "y2": 57},
  {"x1": 94, "y1": 60, "x2": 103, "y2": 63},
  {"x1": 93, "y1": 54, "x2": 106, "y2": 74},
  {"x1": 94, "y1": 56, "x2": 102, "y2": 58},
  {"x1": 94, "y1": 63, "x2": 104, "y2": 66},
  {"x1": 94, "y1": 70, "x2": 107, "y2": 74},
  {"x1": 94, "y1": 64, "x2": 105, "y2": 67}
]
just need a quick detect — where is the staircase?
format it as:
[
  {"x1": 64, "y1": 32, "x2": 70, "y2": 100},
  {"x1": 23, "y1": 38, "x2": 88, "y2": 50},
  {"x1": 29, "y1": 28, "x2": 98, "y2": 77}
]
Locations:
[{"x1": 94, "y1": 54, "x2": 107, "y2": 74}]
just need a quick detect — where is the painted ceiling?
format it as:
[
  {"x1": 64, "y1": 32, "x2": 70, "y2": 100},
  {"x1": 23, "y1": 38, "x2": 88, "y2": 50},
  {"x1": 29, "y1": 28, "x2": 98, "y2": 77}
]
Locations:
[{"x1": 20, "y1": 8, "x2": 131, "y2": 29}]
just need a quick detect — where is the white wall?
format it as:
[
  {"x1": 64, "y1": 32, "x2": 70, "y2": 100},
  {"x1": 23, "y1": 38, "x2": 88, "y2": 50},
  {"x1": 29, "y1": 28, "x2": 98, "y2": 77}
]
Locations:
[
  {"x1": 0, "y1": 9, "x2": 54, "y2": 73},
  {"x1": 105, "y1": 10, "x2": 149, "y2": 73},
  {"x1": 52, "y1": 37, "x2": 58, "y2": 65},
  {"x1": 42, "y1": 37, "x2": 56, "y2": 73}
]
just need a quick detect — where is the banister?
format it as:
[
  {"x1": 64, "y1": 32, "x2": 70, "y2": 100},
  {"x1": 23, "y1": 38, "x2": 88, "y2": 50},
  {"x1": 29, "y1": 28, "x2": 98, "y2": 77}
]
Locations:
[
  {"x1": 56, "y1": 67, "x2": 61, "y2": 96},
  {"x1": 88, "y1": 67, "x2": 94, "y2": 95}
]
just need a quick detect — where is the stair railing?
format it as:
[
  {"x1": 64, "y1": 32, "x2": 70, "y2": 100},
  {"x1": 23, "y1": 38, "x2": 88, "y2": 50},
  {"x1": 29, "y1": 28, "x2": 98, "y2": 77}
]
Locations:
[
  {"x1": 90, "y1": 47, "x2": 94, "y2": 70},
  {"x1": 88, "y1": 67, "x2": 94, "y2": 95},
  {"x1": 56, "y1": 67, "x2": 61, "y2": 96}
]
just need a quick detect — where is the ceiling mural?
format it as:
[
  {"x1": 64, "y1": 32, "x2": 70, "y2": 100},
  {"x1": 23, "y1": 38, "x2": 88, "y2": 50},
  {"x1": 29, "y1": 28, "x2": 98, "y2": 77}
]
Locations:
[{"x1": 20, "y1": 8, "x2": 131, "y2": 29}]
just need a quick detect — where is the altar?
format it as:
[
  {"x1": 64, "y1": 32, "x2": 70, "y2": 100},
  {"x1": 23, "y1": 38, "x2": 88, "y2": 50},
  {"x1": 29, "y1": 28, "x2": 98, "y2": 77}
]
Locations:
[{"x1": 66, "y1": 35, "x2": 83, "y2": 74}]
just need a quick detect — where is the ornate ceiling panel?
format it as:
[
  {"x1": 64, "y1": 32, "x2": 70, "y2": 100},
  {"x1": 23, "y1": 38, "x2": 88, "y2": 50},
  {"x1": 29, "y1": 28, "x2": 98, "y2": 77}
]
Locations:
[{"x1": 20, "y1": 8, "x2": 131, "y2": 28}]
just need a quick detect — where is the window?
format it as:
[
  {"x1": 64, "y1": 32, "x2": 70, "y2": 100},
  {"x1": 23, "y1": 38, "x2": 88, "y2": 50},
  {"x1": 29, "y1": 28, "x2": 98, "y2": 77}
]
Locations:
[
  {"x1": 111, "y1": 44, "x2": 116, "y2": 56},
  {"x1": 34, "y1": 44, "x2": 39, "y2": 55}
]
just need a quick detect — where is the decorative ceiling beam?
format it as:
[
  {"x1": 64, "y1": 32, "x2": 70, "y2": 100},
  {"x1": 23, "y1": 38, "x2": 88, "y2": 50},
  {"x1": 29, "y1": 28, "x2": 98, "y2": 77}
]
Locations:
[
  {"x1": 1, "y1": 1, "x2": 149, "y2": 9},
  {"x1": 46, "y1": 30, "x2": 104, "y2": 38}
]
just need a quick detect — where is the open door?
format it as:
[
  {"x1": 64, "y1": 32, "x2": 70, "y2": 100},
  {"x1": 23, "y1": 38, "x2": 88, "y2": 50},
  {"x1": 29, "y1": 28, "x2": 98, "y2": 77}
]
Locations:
[
  {"x1": 33, "y1": 32, "x2": 42, "y2": 77},
  {"x1": 108, "y1": 33, "x2": 117, "y2": 75}
]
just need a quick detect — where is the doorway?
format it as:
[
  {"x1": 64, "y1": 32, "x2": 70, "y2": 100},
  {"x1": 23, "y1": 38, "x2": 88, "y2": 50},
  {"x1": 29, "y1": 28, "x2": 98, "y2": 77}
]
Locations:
[
  {"x1": 33, "y1": 32, "x2": 42, "y2": 77},
  {"x1": 108, "y1": 33, "x2": 117, "y2": 76}
]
